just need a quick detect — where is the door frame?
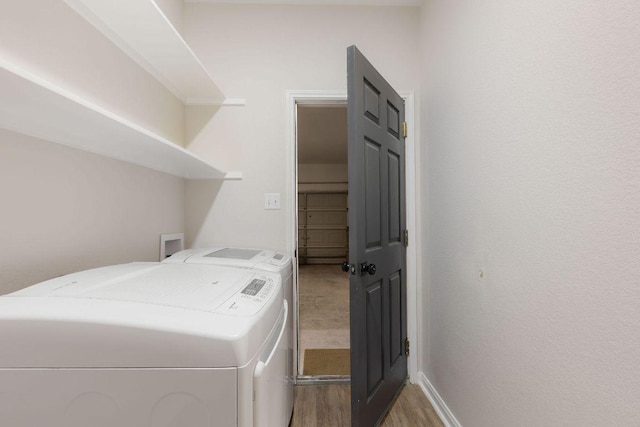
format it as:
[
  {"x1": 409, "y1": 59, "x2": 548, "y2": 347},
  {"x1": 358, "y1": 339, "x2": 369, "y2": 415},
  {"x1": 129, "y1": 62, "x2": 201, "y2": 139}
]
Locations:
[{"x1": 286, "y1": 89, "x2": 418, "y2": 383}]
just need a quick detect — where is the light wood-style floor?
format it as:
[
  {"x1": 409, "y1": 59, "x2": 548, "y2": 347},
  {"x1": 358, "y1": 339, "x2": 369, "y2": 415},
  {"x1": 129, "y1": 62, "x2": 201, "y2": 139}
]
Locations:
[
  {"x1": 290, "y1": 384, "x2": 444, "y2": 427},
  {"x1": 295, "y1": 267, "x2": 442, "y2": 425}
]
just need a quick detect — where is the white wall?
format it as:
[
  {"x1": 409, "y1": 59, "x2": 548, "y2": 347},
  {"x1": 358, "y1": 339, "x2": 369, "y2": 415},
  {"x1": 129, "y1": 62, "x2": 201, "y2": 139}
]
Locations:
[
  {"x1": 183, "y1": 3, "x2": 420, "y2": 250},
  {"x1": 0, "y1": 0, "x2": 189, "y2": 294},
  {"x1": 0, "y1": 0, "x2": 185, "y2": 145},
  {"x1": 420, "y1": 1, "x2": 640, "y2": 425},
  {"x1": 0, "y1": 129, "x2": 185, "y2": 295}
]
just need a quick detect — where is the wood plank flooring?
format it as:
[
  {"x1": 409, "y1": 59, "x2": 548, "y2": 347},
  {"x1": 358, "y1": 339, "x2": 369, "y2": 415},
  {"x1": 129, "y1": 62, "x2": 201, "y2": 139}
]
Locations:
[
  {"x1": 295, "y1": 265, "x2": 442, "y2": 425},
  {"x1": 290, "y1": 384, "x2": 444, "y2": 427}
]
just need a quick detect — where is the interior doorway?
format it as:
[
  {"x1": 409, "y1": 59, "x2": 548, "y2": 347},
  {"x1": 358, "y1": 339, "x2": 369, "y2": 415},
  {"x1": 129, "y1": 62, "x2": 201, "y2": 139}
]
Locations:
[
  {"x1": 287, "y1": 89, "x2": 418, "y2": 384},
  {"x1": 295, "y1": 101, "x2": 351, "y2": 379}
]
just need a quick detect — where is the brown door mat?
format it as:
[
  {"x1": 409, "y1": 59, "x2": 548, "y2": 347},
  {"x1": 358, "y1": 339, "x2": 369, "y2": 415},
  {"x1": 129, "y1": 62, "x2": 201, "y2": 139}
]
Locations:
[{"x1": 303, "y1": 348, "x2": 350, "y2": 376}]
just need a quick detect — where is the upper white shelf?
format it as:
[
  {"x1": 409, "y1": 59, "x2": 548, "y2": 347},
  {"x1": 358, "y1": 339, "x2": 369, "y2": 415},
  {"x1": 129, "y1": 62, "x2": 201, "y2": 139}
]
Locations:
[
  {"x1": 0, "y1": 60, "x2": 227, "y2": 179},
  {"x1": 63, "y1": 0, "x2": 227, "y2": 105}
]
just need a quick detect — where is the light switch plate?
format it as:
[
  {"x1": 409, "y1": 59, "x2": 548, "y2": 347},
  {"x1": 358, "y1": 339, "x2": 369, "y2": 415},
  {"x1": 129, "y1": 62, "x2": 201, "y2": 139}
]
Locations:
[{"x1": 264, "y1": 193, "x2": 281, "y2": 210}]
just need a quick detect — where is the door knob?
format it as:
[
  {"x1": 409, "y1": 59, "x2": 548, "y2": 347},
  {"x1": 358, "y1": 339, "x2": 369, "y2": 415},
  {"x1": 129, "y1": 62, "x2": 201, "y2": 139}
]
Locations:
[
  {"x1": 360, "y1": 262, "x2": 376, "y2": 276},
  {"x1": 342, "y1": 262, "x2": 356, "y2": 275}
]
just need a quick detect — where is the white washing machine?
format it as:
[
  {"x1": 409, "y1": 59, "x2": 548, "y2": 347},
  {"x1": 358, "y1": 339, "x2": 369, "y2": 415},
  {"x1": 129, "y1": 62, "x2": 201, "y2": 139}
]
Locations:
[
  {"x1": 0, "y1": 262, "x2": 288, "y2": 427},
  {"x1": 164, "y1": 247, "x2": 295, "y2": 423},
  {"x1": 164, "y1": 248, "x2": 290, "y2": 275}
]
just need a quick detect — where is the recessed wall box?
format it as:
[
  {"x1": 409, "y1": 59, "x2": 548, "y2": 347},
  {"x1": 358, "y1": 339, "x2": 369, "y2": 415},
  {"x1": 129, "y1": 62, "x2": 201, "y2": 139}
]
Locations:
[{"x1": 160, "y1": 233, "x2": 184, "y2": 260}]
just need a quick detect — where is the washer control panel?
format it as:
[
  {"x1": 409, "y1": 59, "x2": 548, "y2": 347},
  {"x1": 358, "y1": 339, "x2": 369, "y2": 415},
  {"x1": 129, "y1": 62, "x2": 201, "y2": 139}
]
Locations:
[
  {"x1": 217, "y1": 275, "x2": 277, "y2": 316},
  {"x1": 241, "y1": 278, "x2": 267, "y2": 296}
]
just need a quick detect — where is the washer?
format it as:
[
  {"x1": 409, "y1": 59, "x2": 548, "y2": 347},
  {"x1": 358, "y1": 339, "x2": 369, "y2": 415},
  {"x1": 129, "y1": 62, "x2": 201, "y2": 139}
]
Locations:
[
  {"x1": 0, "y1": 262, "x2": 288, "y2": 427},
  {"x1": 164, "y1": 247, "x2": 292, "y2": 294},
  {"x1": 164, "y1": 247, "x2": 295, "y2": 423}
]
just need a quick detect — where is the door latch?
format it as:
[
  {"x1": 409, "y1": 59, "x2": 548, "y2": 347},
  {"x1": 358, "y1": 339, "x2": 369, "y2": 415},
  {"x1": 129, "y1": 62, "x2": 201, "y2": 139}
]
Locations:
[
  {"x1": 341, "y1": 262, "x2": 357, "y2": 275},
  {"x1": 342, "y1": 262, "x2": 376, "y2": 275},
  {"x1": 360, "y1": 262, "x2": 376, "y2": 276}
]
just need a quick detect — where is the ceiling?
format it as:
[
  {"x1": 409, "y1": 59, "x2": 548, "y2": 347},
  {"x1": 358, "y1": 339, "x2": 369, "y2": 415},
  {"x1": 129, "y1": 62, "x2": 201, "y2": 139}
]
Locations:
[
  {"x1": 185, "y1": 0, "x2": 421, "y2": 6},
  {"x1": 297, "y1": 105, "x2": 347, "y2": 164}
]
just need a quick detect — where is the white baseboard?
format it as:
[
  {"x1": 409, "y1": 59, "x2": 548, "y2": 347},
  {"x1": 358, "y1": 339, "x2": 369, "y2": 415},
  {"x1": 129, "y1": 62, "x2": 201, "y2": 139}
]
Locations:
[{"x1": 416, "y1": 372, "x2": 462, "y2": 427}]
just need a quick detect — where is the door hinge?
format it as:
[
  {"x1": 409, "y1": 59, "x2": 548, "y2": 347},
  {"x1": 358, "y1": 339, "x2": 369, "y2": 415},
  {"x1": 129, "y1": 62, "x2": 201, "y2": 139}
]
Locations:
[
  {"x1": 404, "y1": 229, "x2": 409, "y2": 247},
  {"x1": 405, "y1": 339, "x2": 410, "y2": 357},
  {"x1": 402, "y1": 121, "x2": 408, "y2": 138}
]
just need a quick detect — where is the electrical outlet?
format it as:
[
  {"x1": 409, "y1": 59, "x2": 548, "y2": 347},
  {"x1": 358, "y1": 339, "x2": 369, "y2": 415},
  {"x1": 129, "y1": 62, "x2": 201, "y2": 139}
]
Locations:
[{"x1": 264, "y1": 193, "x2": 281, "y2": 210}]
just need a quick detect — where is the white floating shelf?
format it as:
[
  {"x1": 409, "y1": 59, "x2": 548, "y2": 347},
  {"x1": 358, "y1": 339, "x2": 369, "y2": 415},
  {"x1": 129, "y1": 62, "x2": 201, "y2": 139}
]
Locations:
[
  {"x1": 186, "y1": 98, "x2": 247, "y2": 107},
  {"x1": 63, "y1": 0, "x2": 225, "y2": 104},
  {"x1": 0, "y1": 61, "x2": 227, "y2": 180}
]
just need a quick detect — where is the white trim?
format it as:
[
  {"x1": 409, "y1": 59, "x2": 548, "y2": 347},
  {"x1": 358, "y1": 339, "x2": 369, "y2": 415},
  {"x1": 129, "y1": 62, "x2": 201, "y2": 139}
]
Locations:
[
  {"x1": 401, "y1": 90, "x2": 418, "y2": 382},
  {"x1": 223, "y1": 171, "x2": 243, "y2": 180},
  {"x1": 286, "y1": 89, "x2": 418, "y2": 381},
  {"x1": 417, "y1": 372, "x2": 462, "y2": 427},
  {"x1": 185, "y1": 98, "x2": 246, "y2": 106}
]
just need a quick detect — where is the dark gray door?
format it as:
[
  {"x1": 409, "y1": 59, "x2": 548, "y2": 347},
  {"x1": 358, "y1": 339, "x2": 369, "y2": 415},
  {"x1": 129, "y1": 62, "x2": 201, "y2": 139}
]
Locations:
[{"x1": 347, "y1": 45, "x2": 407, "y2": 427}]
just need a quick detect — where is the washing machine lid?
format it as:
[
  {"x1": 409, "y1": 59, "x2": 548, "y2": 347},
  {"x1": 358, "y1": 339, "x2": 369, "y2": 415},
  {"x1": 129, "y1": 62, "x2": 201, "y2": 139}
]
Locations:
[
  {"x1": 165, "y1": 247, "x2": 291, "y2": 277},
  {"x1": 0, "y1": 263, "x2": 283, "y2": 369}
]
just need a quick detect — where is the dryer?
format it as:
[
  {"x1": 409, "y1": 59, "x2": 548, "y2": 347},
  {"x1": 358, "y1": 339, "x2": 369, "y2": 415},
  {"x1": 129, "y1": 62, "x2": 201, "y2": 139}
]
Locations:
[
  {"x1": 0, "y1": 262, "x2": 288, "y2": 427},
  {"x1": 164, "y1": 247, "x2": 295, "y2": 422}
]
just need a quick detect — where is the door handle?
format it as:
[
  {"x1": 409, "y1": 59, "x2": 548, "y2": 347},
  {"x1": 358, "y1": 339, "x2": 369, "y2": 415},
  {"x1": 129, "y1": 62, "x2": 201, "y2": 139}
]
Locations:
[
  {"x1": 341, "y1": 262, "x2": 358, "y2": 276},
  {"x1": 342, "y1": 262, "x2": 356, "y2": 275},
  {"x1": 360, "y1": 262, "x2": 376, "y2": 276},
  {"x1": 342, "y1": 262, "x2": 376, "y2": 275}
]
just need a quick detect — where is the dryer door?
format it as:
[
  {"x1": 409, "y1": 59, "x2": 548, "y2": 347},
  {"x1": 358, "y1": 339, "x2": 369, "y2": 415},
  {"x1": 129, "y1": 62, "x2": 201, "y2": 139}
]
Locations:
[{"x1": 253, "y1": 301, "x2": 289, "y2": 427}]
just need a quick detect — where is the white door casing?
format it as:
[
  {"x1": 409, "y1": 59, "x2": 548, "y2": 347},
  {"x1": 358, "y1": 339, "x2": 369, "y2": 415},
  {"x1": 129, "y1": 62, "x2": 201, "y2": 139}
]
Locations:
[{"x1": 286, "y1": 89, "x2": 418, "y2": 383}]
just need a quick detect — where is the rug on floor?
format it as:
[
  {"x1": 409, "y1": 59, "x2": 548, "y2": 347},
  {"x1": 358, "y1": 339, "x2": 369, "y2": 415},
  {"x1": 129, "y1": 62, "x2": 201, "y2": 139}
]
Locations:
[{"x1": 303, "y1": 348, "x2": 350, "y2": 375}]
